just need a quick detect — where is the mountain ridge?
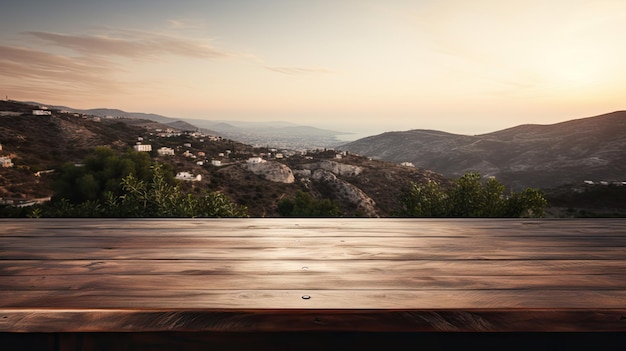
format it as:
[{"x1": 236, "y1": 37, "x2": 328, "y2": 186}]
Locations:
[
  {"x1": 28, "y1": 102, "x2": 348, "y2": 149},
  {"x1": 340, "y1": 111, "x2": 626, "y2": 190}
]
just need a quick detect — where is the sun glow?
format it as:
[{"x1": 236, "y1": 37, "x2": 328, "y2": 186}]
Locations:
[{"x1": 538, "y1": 46, "x2": 607, "y2": 88}]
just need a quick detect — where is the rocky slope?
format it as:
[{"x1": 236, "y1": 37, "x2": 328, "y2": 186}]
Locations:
[{"x1": 241, "y1": 161, "x2": 295, "y2": 184}]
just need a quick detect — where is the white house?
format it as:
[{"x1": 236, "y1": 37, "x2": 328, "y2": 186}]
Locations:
[
  {"x1": 133, "y1": 144, "x2": 152, "y2": 152},
  {"x1": 246, "y1": 157, "x2": 265, "y2": 164},
  {"x1": 32, "y1": 110, "x2": 52, "y2": 116},
  {"x1": 211, "y1": 160, "x2": 222, "y2": 166},
  {"x1": 0, "y1": 156, "x2": 13, "y2": 168},
  {"x1": 157, "y1": 147, "x2": 174, "y2": 156},
  {"x1": 183, "y1": 143, "x2": 192, "y2": 148},
  {"x1": 400, "y1": 162, "x2": 415, "y2": 167},
  {"x1": 175, "y1": 172, "x2": 202, "y2": 182}
]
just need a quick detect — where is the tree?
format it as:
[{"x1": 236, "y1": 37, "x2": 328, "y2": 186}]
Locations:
[
  {"x1": 277, "y1": 190, "x2": 341, "y2": 217},
  {"x1": 53, "y1": 147, "x2": 159, "y2": 204},
  {"x1": 397, "y1": 172, "x2": 547, "y2": 218},
  {"x1": 503, "y1": 187, "x2": 548, "y2": 218},
  {"x1": 447, "y1": 172, "x2": 485, "y2": 217},
  {"x1": 40, "y1": 153, "x2": 248, "y2": 218},
  {"x1": 398, "y1": 180, "x2": 448, "y2": 217},
  {"x1": 92, "y1": 163, "x2": 248, "y2": 218}
]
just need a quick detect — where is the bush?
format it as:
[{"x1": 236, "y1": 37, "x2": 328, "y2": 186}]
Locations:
[
  {"x1": 397, "y1": 172, "x2": 547, "y2": 218},
  {"x1": 277, "y1": 190, "x2": 341, "y2": 217},
  {"x1": 39, "y1": 155, "x2": 248, "y2": 218}
]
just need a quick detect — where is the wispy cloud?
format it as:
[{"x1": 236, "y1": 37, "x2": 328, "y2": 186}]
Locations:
[
  {"x1": 264, "y1": 66, "x2": 333, "y2": 75},
  {"x1": 0, "y1": 45, "x2": 126, "y2": 100},
  {"x1": 26, "y1": 30, "x2": 233, "y2": 59},
  {"x1": 167, "y1": 18, "x2": 205, "y2": 30},
  {"x1": 0, "y1": 46, "x2": 115, "y2": 84},
  {"x1": 2, "y1": 27, "x2": 334, "y2": 105}
]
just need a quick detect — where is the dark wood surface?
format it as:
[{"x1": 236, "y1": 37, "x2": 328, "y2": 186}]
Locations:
[{"x1": 1, "y1": 218, "x2": 626, "y2": 333}]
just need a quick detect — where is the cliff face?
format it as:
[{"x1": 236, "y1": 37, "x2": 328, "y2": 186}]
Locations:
[
  {"x1": 241, "y1": 161, "x2": 295, "y2": 183},
  {"x1": 300, "y1": 160, "x2": 363, "y2": 177},
  {"x1": 310, "y1": 169, "x2": 378, "y2": 217},
  {"x1": 240, "y1": 160, "x2": 377, "y2": 216}
]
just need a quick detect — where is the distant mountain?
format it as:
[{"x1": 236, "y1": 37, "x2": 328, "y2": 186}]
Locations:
[
  {"x1": 166, "y1": 120, "x2": 206, "y2": 131},
  {"x1": 340, "y1": 111, "x2": 626, "y2": 190},
  {"x1": 31, "y1": 102, "x2": 349, "y2": 149},
  {"x1": 25, "y1": 103, "x2": 179, "y2": 124},
  {"x1": 180, "y1": 119, "x2": 349, "y2": 149}
]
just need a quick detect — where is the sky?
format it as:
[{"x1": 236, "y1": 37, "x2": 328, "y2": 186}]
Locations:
[{"x1": 1, "y1": 0, "x2": 625, "y2": 139}]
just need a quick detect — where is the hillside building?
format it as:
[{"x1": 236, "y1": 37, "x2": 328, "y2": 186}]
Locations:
[
  {"x1": 133, "y1": 144, "x2": 152, "y2": 152},
  {"x1": 157, "y1": 147, "x2": 174, "y2": 156},
  {"x1": 0, "y1": 156, "x2": 14, "y2": 168},
  {"x1": 32, "y1": 110, "x2": 52, "y2": 116},
  {"x1": 247, "y1": 157, "x2": 265, "y2": 164},
  {"x1": 175, "y1": 172, "x2": 202, "y2": 182}
]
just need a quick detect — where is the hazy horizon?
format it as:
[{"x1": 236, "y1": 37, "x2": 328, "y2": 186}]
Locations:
[
  {"x1": 28, "y1": 98, "x2": 616, "y2": 142},
  {"x1": 2, "y1": 0, "x2": 625, "y2": 136}
]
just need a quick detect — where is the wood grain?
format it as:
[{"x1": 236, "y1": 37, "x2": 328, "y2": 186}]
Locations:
[{"x1": 1, "y1": 218, "x2": 626, "y2": 332}]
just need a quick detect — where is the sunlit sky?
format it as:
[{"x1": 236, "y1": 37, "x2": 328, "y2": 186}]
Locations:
[{"x1": 1, "y1": 0, "x2": 625, "y2": 138}]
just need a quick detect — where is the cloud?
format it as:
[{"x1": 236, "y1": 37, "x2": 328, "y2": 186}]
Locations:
[
  {"x1": 167, "y1": 18, "x2": 205, "y2": 30},
  {"x1": 0, "y1": 46, "x2": 114, "y2": 82},
  {"x1": 264, "y1": 66, "x2": 333, "y2": 75},
  {"x1": 0, "y1": 45, "x2": 123, "y2": 95},
  {"x1": 26, "y1": 30, "x2": 233, "y2": 60}
]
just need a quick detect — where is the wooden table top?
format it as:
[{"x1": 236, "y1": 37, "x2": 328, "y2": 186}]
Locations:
[{"x1": 1, "y1": 218, "x2": 625, "y2": 332}]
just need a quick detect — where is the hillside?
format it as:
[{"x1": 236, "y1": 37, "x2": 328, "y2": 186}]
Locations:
[
  {"x1": 0, "y1": 100, "x2": 445, "y2": 217},
  {"x1": 33, "y1": 102, "x2": 348, "y2": 150},
  {"x1": 0, "y1": 101, "x2": 160, "y2": 200},
  {"x1": 340, "y1": 111, "x2": 626, "y2": 190}
]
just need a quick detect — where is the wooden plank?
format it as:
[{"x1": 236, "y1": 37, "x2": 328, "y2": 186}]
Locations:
[
  {"x1": 3, "y1": 235, "x2": 626, "y2": 248},
  {"x1": 2, "y1": 273, "x2": 625, "y2": 291},
  {"x1": 2, "y1": 289, "x2": 626, "y2": 309},
  {"x1": 2, "y1": 308, "x2": 625, "y2": 333},
  {"x1": 2, "y1": 246, "x2": 625, "y2": 260},
  {"x1": 2, "y1": 218, "x2": 625, "y2": 237},
  {"x1": 3, "y1": 259, "x2": 626, "y2": 276}
]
